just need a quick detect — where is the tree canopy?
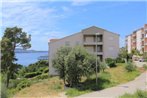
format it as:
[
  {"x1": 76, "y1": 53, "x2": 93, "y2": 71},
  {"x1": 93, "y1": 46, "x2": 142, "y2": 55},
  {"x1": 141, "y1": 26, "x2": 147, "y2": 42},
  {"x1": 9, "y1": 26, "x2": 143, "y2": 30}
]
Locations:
[
  {"x1": 1, "y1": 26, "x2": 31, "y2": 87},
  {"x1": 53, "y1": 46, "x2": 98, "y2": 87}
]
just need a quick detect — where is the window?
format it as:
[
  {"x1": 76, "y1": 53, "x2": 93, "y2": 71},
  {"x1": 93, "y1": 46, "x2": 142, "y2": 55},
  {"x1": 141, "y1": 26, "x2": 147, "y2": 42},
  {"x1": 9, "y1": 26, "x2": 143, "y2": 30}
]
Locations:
[{"x1": 65, "y1": 41, "x2": 70, "y2": 46}]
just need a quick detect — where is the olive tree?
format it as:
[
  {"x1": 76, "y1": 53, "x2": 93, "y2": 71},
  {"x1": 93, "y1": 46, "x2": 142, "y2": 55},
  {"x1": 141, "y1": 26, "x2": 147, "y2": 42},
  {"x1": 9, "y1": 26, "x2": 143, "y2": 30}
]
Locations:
[
  {"x1": 53, "y1": 46, "x2": 97, "y2": 87},
  {"x1": 52, "y1": 46, "x2": 72, "y2": 85}
]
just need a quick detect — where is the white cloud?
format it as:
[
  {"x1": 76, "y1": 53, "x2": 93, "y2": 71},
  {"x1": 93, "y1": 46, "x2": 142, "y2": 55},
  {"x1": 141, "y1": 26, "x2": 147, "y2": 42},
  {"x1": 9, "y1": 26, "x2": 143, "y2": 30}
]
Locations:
[
  {"x1": 1, "y1": 2, "x2": 68, "y2": 50},
  {"x1": 1, "y1": 0, "x2": 55, "y2": 3},
  {"x1": 61, "y1": 6, "x2": 71, "y2": 12},
  {"x1": 71, "y1": 0, "x2": 93, "y2": 6},
  {"x1": 2, "y1": 2, "x2": 56, "y2": 33}
]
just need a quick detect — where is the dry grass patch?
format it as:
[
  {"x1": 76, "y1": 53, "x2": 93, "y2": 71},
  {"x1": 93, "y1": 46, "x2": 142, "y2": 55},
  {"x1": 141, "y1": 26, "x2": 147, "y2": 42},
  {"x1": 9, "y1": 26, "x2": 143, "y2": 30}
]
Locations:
[{"x1": 14, "y1": 77, "x2": 64, "y2": 98}]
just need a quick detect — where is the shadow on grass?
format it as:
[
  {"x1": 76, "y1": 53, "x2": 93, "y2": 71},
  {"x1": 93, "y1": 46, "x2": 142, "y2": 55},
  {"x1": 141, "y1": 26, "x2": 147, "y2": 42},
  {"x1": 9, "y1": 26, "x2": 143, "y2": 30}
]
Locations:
[{"x1": 71, "y1": 72, "x2": 112, "y2": 92}]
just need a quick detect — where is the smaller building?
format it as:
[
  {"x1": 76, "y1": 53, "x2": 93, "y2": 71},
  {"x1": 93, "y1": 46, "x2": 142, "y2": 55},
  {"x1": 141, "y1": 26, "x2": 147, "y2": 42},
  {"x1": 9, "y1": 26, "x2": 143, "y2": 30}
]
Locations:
[{"x1": 126, "y1": 24, "x2": 147, "y2": 53}]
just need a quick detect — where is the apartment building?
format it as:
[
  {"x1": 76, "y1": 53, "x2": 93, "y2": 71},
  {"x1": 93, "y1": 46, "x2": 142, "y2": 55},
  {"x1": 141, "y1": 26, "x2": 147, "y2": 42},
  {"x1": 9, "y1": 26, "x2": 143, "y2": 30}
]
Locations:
[
  {"x1": 126, "y1": 24, "x2": 147, "y2": 53},
  {"x1": 49, "y1": 26, "x2": 119, "y2": 75}
]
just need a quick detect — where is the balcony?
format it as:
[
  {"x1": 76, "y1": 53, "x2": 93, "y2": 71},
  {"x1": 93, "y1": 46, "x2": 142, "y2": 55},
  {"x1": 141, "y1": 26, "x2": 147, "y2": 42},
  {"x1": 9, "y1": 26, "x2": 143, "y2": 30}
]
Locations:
[
  {"x1": 83, "y1": 35, "x2": 103, "y2": 45},
  {"x1": 132, "y1": 39, "x2": 136, "y2": 43},
  {"x1": 89, "y1": 51, "x2": 103, "y2": 55},
  {"x1": 132, "y1": 33, "x2": 136, "y2": 37},
  {"x1": 84, "y1": 42, "x2": 103, "y2": 45},
  {"x1": 85, "y1": 44, "x2": 103, "y2": 55}
]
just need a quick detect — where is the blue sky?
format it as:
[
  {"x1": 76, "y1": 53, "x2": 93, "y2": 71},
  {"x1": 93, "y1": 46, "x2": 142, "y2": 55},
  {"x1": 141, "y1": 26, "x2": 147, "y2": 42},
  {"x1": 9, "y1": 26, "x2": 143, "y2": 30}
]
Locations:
[{"x1": 1, "y1": 0, "x2": 147, "y2": 51}]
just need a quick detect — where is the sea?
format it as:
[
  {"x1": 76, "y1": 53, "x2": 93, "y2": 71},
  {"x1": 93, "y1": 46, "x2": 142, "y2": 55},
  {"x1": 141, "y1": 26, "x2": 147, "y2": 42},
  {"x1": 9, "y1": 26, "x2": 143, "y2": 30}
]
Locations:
[{"x1": 15, "y1": 51, "x2": 48, "y2": 66}]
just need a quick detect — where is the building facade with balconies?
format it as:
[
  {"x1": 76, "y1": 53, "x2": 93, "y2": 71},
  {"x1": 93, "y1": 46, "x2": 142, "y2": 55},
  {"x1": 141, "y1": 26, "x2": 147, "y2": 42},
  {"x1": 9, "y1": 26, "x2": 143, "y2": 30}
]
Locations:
[
  {"x1": 126, "y1": 24, "x2": 147, "y2": 53},
  {"x1": 49, "y1": 26, "x2": 119, "y2": 75}
]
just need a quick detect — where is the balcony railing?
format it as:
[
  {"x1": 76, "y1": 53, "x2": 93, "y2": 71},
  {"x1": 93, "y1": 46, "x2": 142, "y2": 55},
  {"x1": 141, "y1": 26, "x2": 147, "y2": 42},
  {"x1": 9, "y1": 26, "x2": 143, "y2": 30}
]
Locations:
[
  {"x1": 84, "y1": 42, "x2": 103, "y2": 45},
  {"x1": 89, "y1": 51, "x2": 103, "y2": 55}
]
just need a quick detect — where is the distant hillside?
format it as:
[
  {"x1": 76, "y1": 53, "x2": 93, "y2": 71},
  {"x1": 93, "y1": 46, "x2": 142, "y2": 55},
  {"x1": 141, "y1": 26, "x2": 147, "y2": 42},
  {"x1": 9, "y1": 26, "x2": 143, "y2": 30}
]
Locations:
[{"x1": 15, "y1": 48, "x2": 48, "y2": 53}]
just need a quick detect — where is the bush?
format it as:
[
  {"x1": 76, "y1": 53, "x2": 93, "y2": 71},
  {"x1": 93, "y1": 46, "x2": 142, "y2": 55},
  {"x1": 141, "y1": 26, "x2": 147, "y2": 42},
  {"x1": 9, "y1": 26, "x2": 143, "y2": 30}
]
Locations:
[
  {"x1": 1, "y1": 82, "x2": 8, "y2": 98},
  {"x1": 24, "y1": 72, "x2": 42, "y2": 78},
  {"x1": 105, "y1": 58, "x2": 116, "y2": 67},
  {"x1": 43, "y1": 67, "x2": 49, "y2": 73},
  {"x1": 120, "y1": 90, "x2": 147, "y2": 98},
  {"x1": 116, "y1": 57, "x2": 125, "y2": 63},
  {"x1": 16, "y1": 79, "x2": 31, "y2": 90},
  {"x1": 34, "y1": 74, "x2": 50, "y2": 80},
  {"x1": 100, "y1": 62, "x2": 108, "y2": 72},
  {"x1": 143, "y1": 64, "x2": 147, "y2": 70},
  {"x1": 143, "y1": 52, "x2": 147, "y2": 59},
  {"x1": 9, "y1": 79, "x2": 22, "y2": 88},
  {"x1": 125, "y1": 62, "x2": 136, "y2": 72}
]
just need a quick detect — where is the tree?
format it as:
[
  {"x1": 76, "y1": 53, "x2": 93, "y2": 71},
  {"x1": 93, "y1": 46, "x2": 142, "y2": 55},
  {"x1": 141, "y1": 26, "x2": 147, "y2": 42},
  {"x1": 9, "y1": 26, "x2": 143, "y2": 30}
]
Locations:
[
  {"x1": 1, "y1": 26, "x2": 31, "y2": 87},
  {"x1": 119, "y1": 47, "x2": 128, "y2": 60},
  {"x1": 53, "y1": 46, "x2": 72, "y2": 85},
  {"x1": 131, "y1": 49, "x2": 140, "y2": 56},
  {"x1": 53, "y1": 46, "x2": 97, "y2": 87},
  {"x1": 65, "y1": 46, "x2": 96, "y2": 87},
  {"x1": 99, "y1": 62, "x2": 108, "y2": 72}
]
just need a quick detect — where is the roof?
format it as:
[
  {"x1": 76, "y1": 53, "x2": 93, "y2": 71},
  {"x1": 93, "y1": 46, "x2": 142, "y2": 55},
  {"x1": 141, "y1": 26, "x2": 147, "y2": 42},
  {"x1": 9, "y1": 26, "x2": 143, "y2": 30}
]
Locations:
[
  {"x1": 49, "y1": 26, "x2": 119, "y2": 43},
  {"x1": 127, "y1": 24, "x2": 147, "y2": 36},
  {"x1": 82, "y1": 26, "x2": 120, "y2": 36},
  {"x1": 49, "y1": 39, "x2": 59, "y2": 42}
]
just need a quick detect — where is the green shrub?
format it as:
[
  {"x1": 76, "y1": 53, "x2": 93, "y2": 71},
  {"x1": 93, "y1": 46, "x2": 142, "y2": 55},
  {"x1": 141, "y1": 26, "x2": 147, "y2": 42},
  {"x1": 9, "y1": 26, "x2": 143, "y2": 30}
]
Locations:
[
  {"x1": 34, "y1": 74, "x2": 50, "y2": 80},
  {"x1": 24, "y1": 72, "x2": 42, "y2": 78},
  {"x1": 116, "y1": 57, "x2": 125, "y2": 63},
  {"x1": 105, "y1": 58, "x2": 116, "y2": 67},
  {"x1": 16, "y1": 79, "x2": 31, "y2": 90},
  {"x1": 100, "y1": 62, "x2": 108, "y2": 72},
  {"x1": 0, "y1": 82, "x2": 8, "y2": 98},
  {"x1": 120, "y1": 90, "x2": 147, "y2": 98},
  {"x1": 136, "y1": 90, "x2": 147, "y2": 98},
  {"x1": 144, "y1": 59, "x2": 147, "y2": 62},
  {"x1": 9, "y1": 79, "x2": 22, "y2": 88},
  {"x1": 143, "y1": 64, "x2": 147, "y2": 70},
  {"x1": 125, "y1": 62, "x2": 136, "y2": 72},
  {"x1": 143, "y1": 52, "x2": 147, "y2": 59},
  {"x1": 43, "y1": 67, "x2": 49, "y2": 73}
]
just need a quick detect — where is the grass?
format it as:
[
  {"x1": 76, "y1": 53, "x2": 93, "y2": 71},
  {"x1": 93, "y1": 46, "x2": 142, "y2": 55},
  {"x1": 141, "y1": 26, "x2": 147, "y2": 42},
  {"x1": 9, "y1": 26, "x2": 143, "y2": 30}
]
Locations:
[
  {"x1": 66, "y1": 63, "x2": 141, "y2": 97},
  {"x1": 119, "y1": 90, "x2": 147, "y2": 98},
  {"x1": 12, "y1": 63, "x2": 142, "y2": 98},
  {"x1": 14, "y1": 77, "x2": 64, "y2": 98}
]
